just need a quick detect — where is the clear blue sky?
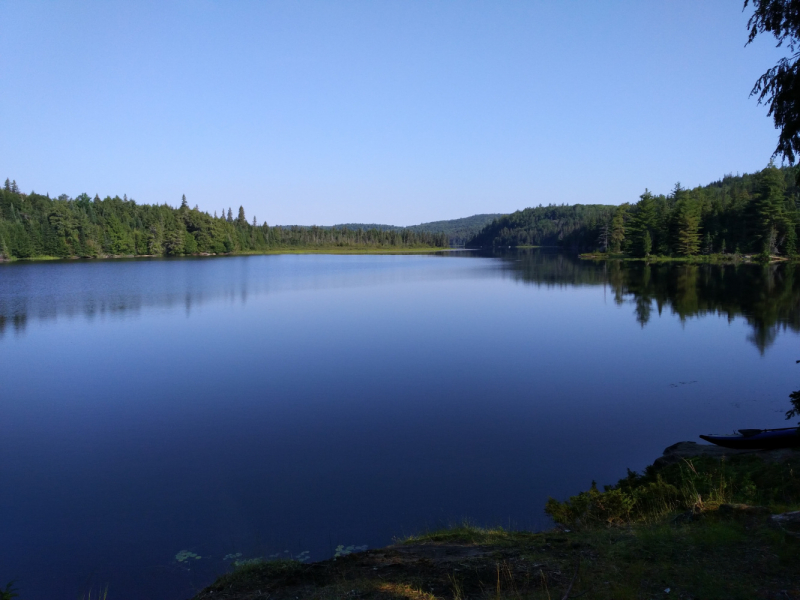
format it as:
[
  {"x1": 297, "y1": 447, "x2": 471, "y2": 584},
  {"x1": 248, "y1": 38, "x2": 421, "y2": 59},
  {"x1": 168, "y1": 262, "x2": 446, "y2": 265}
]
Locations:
[{"x1": 0, "y1": 1, "x2": 789, "y2": 226}]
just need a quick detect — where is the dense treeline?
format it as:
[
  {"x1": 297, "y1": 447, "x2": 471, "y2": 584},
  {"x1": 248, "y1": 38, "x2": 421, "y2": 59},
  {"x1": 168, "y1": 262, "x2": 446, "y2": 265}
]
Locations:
[
  {"x1": 332, "y1": 213, "x2": 503, "y2": 246},
  {"x1": 468, "y1": 164, "x2": 800, "y2": 258},
  {"x1": 405, "y1": 214, "x2": 504, "y2": 245},
  {"x1": 0, "y1": 182, "x2": 448, "y2": 260},
  {"x1": 468, "y1": 204, "x2": 616, "y2": 250}
]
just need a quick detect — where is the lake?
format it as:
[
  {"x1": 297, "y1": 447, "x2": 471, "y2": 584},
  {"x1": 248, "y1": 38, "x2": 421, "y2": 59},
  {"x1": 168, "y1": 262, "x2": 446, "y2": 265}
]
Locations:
[{"x1": 2, "y1": 250, "x2": 799, "y2": 599}]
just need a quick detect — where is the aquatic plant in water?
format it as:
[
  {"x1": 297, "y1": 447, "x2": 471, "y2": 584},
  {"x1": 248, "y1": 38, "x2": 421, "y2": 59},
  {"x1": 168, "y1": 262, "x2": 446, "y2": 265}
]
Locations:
[
  {"x1": 228, "y1": 550, "x2": 310, "y2": 567},
  {"x1": 334, "y1": 544, "x2": 368, "y2": 558},
  {"x1": 80, "y1": 587, "x2": 108, "y2": 600},
  {"x1": 175, "y1": 550, "x2": 202, "y2": 563}
]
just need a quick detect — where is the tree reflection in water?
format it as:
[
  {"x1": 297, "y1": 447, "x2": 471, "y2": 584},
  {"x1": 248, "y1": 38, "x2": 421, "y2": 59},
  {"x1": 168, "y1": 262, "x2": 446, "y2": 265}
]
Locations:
[
  {"x1": 500, "y1": 249, "x2": 800, "y2": 423},
  {"x1": 502, "y1": 249, "x2": 800, "y2": 355}
]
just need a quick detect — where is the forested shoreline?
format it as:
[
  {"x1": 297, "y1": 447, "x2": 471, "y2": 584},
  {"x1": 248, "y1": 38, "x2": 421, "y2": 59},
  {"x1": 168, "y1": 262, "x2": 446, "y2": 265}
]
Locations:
[
  {"x1": 467, "y1": 164, "x2": 800, "y2": 259},
  {"x1": 0, "y1": 182, "x2": 448, "y2": 260},
  {"x1": 6, "y1": 163, "x2": 800, "y2": 262}
]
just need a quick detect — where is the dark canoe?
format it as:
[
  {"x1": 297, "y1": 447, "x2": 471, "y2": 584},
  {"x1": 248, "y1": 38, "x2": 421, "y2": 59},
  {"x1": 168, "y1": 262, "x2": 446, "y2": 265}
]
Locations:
[{"x1": 699, "y1": 427, "x2": 800, "y2": 450}]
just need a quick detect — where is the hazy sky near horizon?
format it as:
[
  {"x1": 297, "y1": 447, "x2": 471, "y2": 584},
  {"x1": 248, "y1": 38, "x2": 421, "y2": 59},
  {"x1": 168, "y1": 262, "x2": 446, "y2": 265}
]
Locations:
[{"x1": 0, "y1": 1, "x2": 790, "y2": 226}]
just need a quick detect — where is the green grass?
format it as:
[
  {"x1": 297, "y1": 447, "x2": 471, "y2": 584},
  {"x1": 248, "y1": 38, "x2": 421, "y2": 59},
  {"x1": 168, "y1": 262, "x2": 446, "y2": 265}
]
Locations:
[
  {"x1": 192, "y1": 451, "x2": 800, "y2": 600},
  {"x1": 401, "y1": 523, "x2": 537, "y2": 546},
  {"x1": 0, "y1": 246, "x2": 453, "y2": 264},
  {"x1": 545, "y1": 454, "x2": 800, "y2": 529},
  {"x1": 204, "y1": 558, "x2": 303, "y2": 589},
  {"x1": 579, "y1": 251, "x2": 800, "y2": 264},
  {"x1": 236, "y1": 246, "x2": 453, "y2": 255},
  {"x1": 404, "y1": 517, "x2": 799, "y2": 600}
]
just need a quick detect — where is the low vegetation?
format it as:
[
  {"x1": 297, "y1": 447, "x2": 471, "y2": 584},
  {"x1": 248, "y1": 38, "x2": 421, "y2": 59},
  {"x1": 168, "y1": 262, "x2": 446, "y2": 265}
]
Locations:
[
  {"x1": 545, "y1": 453, "x2": 800, "y2": 528},
  {"x1": 0, "y1": 582, "x2": 18, "y2": 600},
  {"x1": 193, "y1": 448, "x2": 800, "y2": 600}
]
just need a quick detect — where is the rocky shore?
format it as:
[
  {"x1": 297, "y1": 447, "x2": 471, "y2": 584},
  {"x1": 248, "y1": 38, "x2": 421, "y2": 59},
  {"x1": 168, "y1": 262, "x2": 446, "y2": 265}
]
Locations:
[{"x1": 192, "y1": 442, "x2": 800, "y2": 600}]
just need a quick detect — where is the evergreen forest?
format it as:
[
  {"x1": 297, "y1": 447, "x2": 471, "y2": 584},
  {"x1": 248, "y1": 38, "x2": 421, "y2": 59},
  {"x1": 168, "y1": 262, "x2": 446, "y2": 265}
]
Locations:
[
  {"x1": 467, "y1": 164, "x2": 800, "y2": 258},
  {"x1": 0, "y1": 181, "x2": 448, "y2": 260},
  {"x1": 331, "y1": 213, "x2": 503, "y2": 246}
]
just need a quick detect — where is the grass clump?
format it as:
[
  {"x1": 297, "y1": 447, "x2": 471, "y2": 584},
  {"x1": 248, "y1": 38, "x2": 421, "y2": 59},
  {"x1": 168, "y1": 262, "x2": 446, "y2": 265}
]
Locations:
[
  {"x1": 207, "y1": 558, "x2": 303, "y2": 591},
  {"x1": 1, "y1": 582, "x2": 18, "y2": 600},
  {"x1": 546, "y1": 454, "x2": 800, "y2": 529},
  {"x1": 194, "y1": 451, "x2": 800, "y2": 600},
  {"x1": 402, "y1": 523, "x2": 537, "y2": 547}
]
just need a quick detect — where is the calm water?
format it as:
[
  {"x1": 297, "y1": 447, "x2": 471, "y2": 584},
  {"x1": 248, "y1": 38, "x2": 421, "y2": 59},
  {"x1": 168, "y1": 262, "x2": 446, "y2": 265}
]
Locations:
[{"x1": 2, "y1": 251, "x2": 800, "y2": 599}]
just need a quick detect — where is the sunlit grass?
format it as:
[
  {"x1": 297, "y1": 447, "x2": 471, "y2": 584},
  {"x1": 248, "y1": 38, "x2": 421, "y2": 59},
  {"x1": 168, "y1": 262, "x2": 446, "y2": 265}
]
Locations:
[{"x1": 401, "y1": 522, "x2": 536, "y2": 547}]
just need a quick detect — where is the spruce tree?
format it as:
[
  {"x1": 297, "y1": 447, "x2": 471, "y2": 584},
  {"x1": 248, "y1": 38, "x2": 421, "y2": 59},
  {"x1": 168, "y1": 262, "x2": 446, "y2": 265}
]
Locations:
[
  {"x1": 643, "y1": 230, "x2": 652, "y2": 256},
  {"x1": 629, "y1": 190, "x2": 658, "y2": 257},
  {"x1": 785, "y1": 223, "x2": 798, "y2": 255},
  {"x1": 673, "y1": 194, "x2": 701, "y2": 256},
  {"x1": 753, "y1": 163, "x2": 786, "y2": 255},
  {"x1": 181, "y1": 194, "x2": 188, "y2": 209},
  {"x1": 597, "y1": 221, "x2": 609, "y2": 252},
  {"x1": 610, "y1": 204, "x2": 627, "y2": 253}
]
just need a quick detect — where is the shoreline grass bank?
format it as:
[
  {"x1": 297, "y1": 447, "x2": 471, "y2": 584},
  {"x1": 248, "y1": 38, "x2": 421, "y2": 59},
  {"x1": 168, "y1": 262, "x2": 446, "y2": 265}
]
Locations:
[
  {"x1": 579, "y1": 251, "x2": 794, "y2": 264},
  {"x1": 0, "y1": 246, "x2": 456, "y2": 264},
  {"x1": 194, "y1": 442, "x2": 800, "y2": 600}
]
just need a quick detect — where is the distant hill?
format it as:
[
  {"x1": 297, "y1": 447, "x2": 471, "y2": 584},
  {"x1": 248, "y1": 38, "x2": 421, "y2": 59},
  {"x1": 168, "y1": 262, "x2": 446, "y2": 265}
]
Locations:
[
  {"x1": 333, "y1": 213, "x2": 504, "y2": 246},
  {"x1": 466, "y1": 204, "x2": 616, "y2": 251}
]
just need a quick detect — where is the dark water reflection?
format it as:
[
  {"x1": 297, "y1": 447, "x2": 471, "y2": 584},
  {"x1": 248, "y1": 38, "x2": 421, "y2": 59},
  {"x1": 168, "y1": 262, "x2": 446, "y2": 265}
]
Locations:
[
  {"x1": 497, "y1": 250, "x2": 800, "y2": 353},
  {"x1": 3, "y1": 253, "x2": 799, "y2": 354},
  {"x1": 1, "y1": 251, "x2": 799, "y2": 600}
]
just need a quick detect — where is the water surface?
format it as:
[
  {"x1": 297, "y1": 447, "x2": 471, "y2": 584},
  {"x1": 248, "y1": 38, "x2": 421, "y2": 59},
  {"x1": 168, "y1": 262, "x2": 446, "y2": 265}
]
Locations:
[{"x1": 2, "y1": 251, "x2": 799, "y2": 599}]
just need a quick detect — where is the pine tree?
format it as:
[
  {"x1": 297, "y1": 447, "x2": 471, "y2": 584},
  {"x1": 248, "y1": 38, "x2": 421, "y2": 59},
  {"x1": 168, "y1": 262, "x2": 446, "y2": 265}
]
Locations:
[
  {"x1": 610, "y1": 204, "x2": 627, "y2": 253},
  {"x1": 753, "y1": 163, "x2": 786, "y2": 255},
  {"x1": 672, "y1": 186, "x2": 701, "y2": 256},
  {"x1": 0, "y1": 235, "x2": 10, "y2": 259},
  {"x1": 237, "y1": 206, "x2": 246, "y2": 224},
  {"x1": 597, "y1": 221, "x2": 609, "y2": 252},
  {"x1": 629, "y1": 190, "x2": 658, "y2": 257},
  {"x1": 785, "y1": 223, "x2": 797, "y2": 256},
  {"x1": 3, "y1": 179, "x2": 10, "y2": 191},
  {"x1": 10, "y1": 180, "x2": 19, "y2": 193},
  {"x1": 181, "y1": 194, "x2": 188, "y2": 209},
  {"x1": 227, "y1": 208, "x2": 233, "y2": 222}
]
